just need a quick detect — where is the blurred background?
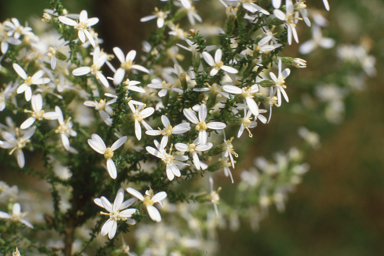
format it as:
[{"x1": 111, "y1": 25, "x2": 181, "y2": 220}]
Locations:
[{"x1": 1, "y1": 0, "x2": 384, "y2": 255}]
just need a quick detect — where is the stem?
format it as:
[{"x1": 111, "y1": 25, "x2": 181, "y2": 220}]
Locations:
[{"x1": 64, "y1": 218, "x2": 75, "y2": 256}]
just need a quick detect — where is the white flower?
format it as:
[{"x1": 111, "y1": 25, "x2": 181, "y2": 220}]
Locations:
[
  {"x1": 242, "y1": 37, "x2": 282, "y2": 56},
  {"x1": 58, "y1": 10, "x2": 99, "y2": 47},
  {"x1": 0, "y1": 82, "x2": 17, "y2": 111},
  {"x1": 223, "y1": 84, "x2": 260, "y2": 116},
  {"x1": 147, "y1": 78, "x2": 183, "y2": 97},
  {"x1": 84, "y1": 93, "x2": 117, "y2": 126},
  {"x1": 94, "y1": 188, "x2": 137, "y2": 239},
  {"x1": 237, "y1": 109, "x2": 257, "y2": 138},
  {"x1": 20, "y1": 94, "x2": 59, "y2": 129},
  {"x1": 175, "y1": 140, "x2": 212, "y2": 170},
  {"x1": 126, "y1": 187, "x2": 167, "y2": 222},
  {"x1": 88, "y1": 134, "x2": 127, "y2": 179},
  {"x1": 146, "y1": 115, "x2": 190, "y2": 138},
  {"x1": 299, "y1": 26, "x2": 335, "y2": 54},
  {"x1": 1, "y1": 127, "x2": 35, "y2": 168},
  {"x1": 146, "y1": 136, "x2": 189, "y2": 181},
  {"x1": 226, "y1": 0, "x2": 269, "y2": 15},
  {"x1": 273, "y1": 0, "x2": 299, "y2": 45},
  {"x1": 202, "y1": 49, "x2": 238, "y2": 76},
  {"x1": 140, "y1": 8, "x2": 169, "y2": 28},
  {"x1": 4, "y1": 18, "x2": 33, "y2": 39},
  {"x1": 294, "y1": 0, "x2": 311, "y2": 27},
  {"x1": 209, "y1": 177, "x2": 221, "y2": 217},
  {"x1": 112, "y1": 47, "x2": 149, "y2": 85},
  {"x1": 174, "y1": 0, "x2": 202, "y2": 25},
  {"x1": 0, "y1": 23, "x2": 21, "y2": 54},
  {"x1": 183, "y1": 104, "x2": 226, "y2": 144},
  {"x1": 269, "y1": 59, "x2": 290, "y2": 106},
  {"x1": 222, "y1": 134, "x2": 238, "y2": 170},
  {"x1": 0, "y1": 203, "x2": 33, "y2": 228},
  {"x1": 128, "y1": 100, "x2": 154, "y2": 141},
  {"x1": 13, "y1": 63, "x2": 50, "y2": 102},
  {"x1": 54, "y1": 106, "x2": 78, "y2": 153},
  {"x1": 123, "y1": 79, "x2": 146, "y2": 94},
  {"x1": 72, "y1": 47, "x2": 109, "y2": 87}
]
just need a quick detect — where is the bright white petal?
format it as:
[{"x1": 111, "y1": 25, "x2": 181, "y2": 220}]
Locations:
[
  {"x1": 126, "y1": 187, "x2": 144, "y2": 201},
  {"x1": 147, "y1": 205, "x2": 161, "y2": 222},
  {"x1": 111, "y1": 136, "x2": 127, "y2": 151},
  {"x1": 152, "y1": 191, "x2": 167, "y2": 203},
  {"x1": 107, "y1": 158, "x2": 117, "y2": 179}
]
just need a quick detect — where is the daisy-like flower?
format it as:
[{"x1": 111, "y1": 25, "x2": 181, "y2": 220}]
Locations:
[
  {"x1": 242, "y1": 37, "x2": 282, "y2": 57},
  {"x1": 0, "y1": 202, "x2": 33, "y2": 228},
  {"x1": 123, "y1": 79, "x2": 146, "y2": 94},
  {"x1": 222, "y1": 134, "x2": 238, "y2": 169},
  {"x1": 269, "y1": 59, "x2": 290, "y2": 106},
  {"x1": 208, "y1": 177, "x2": 221, "y2": 217},
  {"x1": 54, "y1": 106, "x2": 78, "y2": 153},
  {"x1": 146, "y1": 136, "x2": 189, "y2": 181},
  {"x1": 175, "y1": 140, "x2": 212, "y2": 170},
  {"x1": 294, "y1": 0, "x2": 311, "y2": 27},
  {"x1": 58, "y1": 10, "x2": 99, "y2": 47},
  {"x1": 202, "y1": 49, "x2": 238, "y2": 76},
  {"x1": 223, "y1": 84, "x2": 260, "y2": 116},
  {"x1": 4, "y1": 18, "x2": 33, "y2": 39},
  {"x1": 126, "y1": 187, "x2": 167, "y2": 222},
  {"x1": 299, "y1": 25, "x2": 335, "y2": 54},
  {"x1": 128, "y1": 100, "x2": 154, "y2": 141},
  {"x1": 72, "y1": 47, "x2": 109, "y2": 87},
  {"x1": 146, "y1": 115, "x2": 190, "y2": 138},
  {"x1": 0, "y1": 82, "x2": 17, "y2": 111},
  {"x1": 226, "y1": 0, "x2": 269, "y2": 15},
  {"x1": 94, "y1": 188, "x2": 137, "y2": 239},
  {"x1": 88, "y1": 134, "x2": 127, "y2": 179},
  {"x1": 1, "y1": 127, "x2": 35, "y2": 168},
  {"x1": 220, "y1": 156, "x2": 235, "y2": 183},
  {"x1": 0, "y1": 23, "x2": 21, "y2": 54},
  {"x1": 13, "y1": 63, "x2": 50, "y2": 102},
  {"x1": 273, "y1": 0, "x2": 299, "y2": 45},
  {"x1": 112, "y1": 47, "x2": 149, "y2": 85},
  {"x1": 147, "y1": 78, "x2": 183, "y2": 97},
  {"x1": 237, "y1": 109, "x2": 257, "y2": 138},
  {"x1": 174, "y1": 0, "x2": 202, "y2": 26},
  {"x1": 84, "y1": 93, "x2": 117, "y2": 126},
  {"x1": 183, "y1": 104, "x2": 226, "y2": 144},
  {"x1": 20, "y1": 94, "x2": 58, "y2": 129},
  {"x1": 140, "y1": 7, "x2": 169, "y2": 28}
]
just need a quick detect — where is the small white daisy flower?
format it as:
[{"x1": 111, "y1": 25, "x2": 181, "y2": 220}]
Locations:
[
  {"x1": 126, "y1": 187, "x2": 167, "y2": 222},
  {"x1": 183, "y1": 104, "x2": 226, "y2": 144},
  {"x1": 58, "y1": 10, "x2": 99, "y2": 47},
  {"x1": 112, "y1": 47, "x2": 149, "y2": 85},
  {"x1": 202, "y1": 49, "x2": 238, "y2": 76},
  {"x1": 128, "y1": 100, "x2": 154, "y2": 141},
  {"x1": 0, "y1": 202, "x2": 33, "y2": 228},
  {"x1": 88, "y1": 134, "x2": 127, "y2": 179},
  {"x1": 13, "y1": 63, "x2": 50, "y2": 102},
  {"x1": 72, "y1": 47, "x2": 109, "y2": 88},
  {"x1": 94, "y1": 188, "x2": 137, "y2": 239}
]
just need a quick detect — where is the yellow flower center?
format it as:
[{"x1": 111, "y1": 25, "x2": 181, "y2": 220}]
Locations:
[
  {"x1": 104, "y1": 148, "x2": 114, "y2": 159},
  {"x1": 195, "y1": 121, "x2": 207, "y2": 131},
  {"x1": 121, "y1": 60, "x2": 133, "y2": 71}
]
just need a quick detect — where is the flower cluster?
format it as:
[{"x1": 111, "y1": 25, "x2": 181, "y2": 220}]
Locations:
[{"x1": 1, "y1": 0, "x2": 371, "y2": 255}]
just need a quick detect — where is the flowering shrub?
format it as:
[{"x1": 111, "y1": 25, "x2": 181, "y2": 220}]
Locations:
[{"x1": 0, "y1": 0, "x2": 376, "y2": 255}]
